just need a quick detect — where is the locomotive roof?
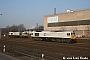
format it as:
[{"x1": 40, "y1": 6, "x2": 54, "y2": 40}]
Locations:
[{"x1": 32, "y1": 30, "x2": 75, "y2": 33}]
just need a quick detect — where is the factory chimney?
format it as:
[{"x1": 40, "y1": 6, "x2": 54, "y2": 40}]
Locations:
[
  {"x1": 54, "y1": 8, "x2": 56, "y2": 15},
  {"x1": 36, "y1": 23, "x2": 38, "y2": 29}
]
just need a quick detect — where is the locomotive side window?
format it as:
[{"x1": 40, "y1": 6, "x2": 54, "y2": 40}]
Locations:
[
  {"x1": 67, "y1": 33, "x2": 70, "y2": 36},
  {"x1": 35, "y1": 33, "x2": 39, "y2": 36},
  {"x1": 11, "y1": 33, "x2": 13, "y2": 35}
]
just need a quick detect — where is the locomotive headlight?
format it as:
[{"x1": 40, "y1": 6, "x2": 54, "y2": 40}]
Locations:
[
  {"x1": 24, "y1": 34, "x2": 28, "y2": 36},
  {"x1": 71, "y1": 36, "x2": 76, "y2": 39}
]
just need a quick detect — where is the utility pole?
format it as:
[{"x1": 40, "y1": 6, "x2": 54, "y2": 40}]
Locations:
[
  {"x1": 28, "y1": 24, "x2": 30, "y2": 35},
  {"x1": 0, "y1": 14, "x2": 2, "y2": 39}
]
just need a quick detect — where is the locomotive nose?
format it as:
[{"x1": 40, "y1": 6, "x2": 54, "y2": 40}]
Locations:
[
  {"x1": 70, "y1": 36, "x2": 77, "y2": 43},
  {"x1": 71, "y1": 36, "x2": 76, "y2": 39}
]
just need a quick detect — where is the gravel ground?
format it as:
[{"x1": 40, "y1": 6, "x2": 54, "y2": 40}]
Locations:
[{"x1": 0, "y1": 36, "x2": 90, "y2": 60}]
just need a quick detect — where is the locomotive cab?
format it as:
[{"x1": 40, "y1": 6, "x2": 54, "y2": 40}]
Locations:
[
  {"x1": 70, "y1": 31, "x2": 77, "y2": 43},
  {"x1": 22, "y1": 32, "x2": 29, "y2": 38},
  {"x1": 71, "y1": 31, "x2": 76, "y2": 39}
]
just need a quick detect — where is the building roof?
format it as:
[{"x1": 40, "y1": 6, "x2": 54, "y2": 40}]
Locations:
[{"x1": 44, "y1": 9, "x2": 90, "y2": 17}]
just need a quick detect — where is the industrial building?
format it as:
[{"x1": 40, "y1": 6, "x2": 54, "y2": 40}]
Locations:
[{"x1": 44, "y1": 9, "x2": 90, "y2": 37}]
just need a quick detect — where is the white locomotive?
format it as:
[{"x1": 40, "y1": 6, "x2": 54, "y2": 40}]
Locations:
[{"x1": 31, "y1": 31, "x2": 76, "y2": 43}]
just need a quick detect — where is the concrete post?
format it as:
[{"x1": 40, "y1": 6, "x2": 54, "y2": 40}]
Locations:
[
  {"x1": 3, "y1": 45, "x2": 5, "y2": 52},
  {"x1": 41, "y1": 54, "x2": 44, "y2": 60}
]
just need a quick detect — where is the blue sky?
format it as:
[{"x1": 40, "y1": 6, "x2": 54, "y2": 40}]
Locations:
[{"x1": 0, "y1": 0, "x2": 90, "y2": 29}]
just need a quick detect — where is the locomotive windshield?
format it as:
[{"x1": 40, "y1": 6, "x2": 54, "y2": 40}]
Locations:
[{"x1": 71, "y1": 32, "x2": 75, "y2": 36}]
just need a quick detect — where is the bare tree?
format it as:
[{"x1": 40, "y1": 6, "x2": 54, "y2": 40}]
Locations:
[
  {"x1": 18, "y1": 24, "x2": 26, "y2": 32},
  {"x1": 10, "y1": 24, "x2": 18, "y2": 32},
  {"x1": 1, "y1": 24, "x2": 26, "y2": 34}
]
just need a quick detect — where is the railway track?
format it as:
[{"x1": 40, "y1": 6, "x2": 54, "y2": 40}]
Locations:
[
  {"x1": 0, "y1": 38, "x2": 90, "y2": 60},
  {"x1": 2, "y1": 38, "x2": 90, "y2": 50}
]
